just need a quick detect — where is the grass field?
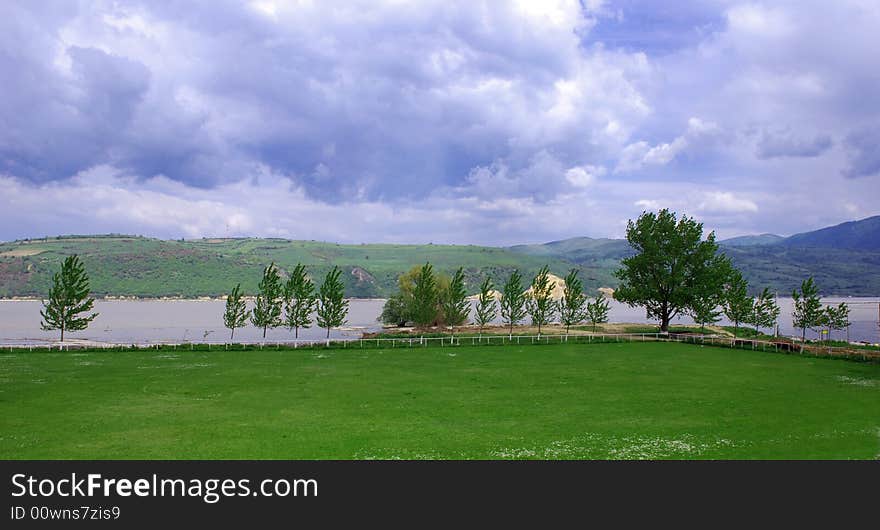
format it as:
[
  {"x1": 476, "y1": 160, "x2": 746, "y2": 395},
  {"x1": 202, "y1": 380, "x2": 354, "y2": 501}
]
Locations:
[{"x1": 1, "y1": 341, "x2": 879, "y2": 459}]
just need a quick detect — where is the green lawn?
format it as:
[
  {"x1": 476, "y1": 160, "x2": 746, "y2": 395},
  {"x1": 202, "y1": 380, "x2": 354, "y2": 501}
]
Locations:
[{"x1": 1, "y1": 342, "x2": 878, "y2": 459}]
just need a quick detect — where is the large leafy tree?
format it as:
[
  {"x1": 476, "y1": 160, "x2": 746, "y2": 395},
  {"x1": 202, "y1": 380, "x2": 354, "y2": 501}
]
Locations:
[
  {"x1": 316, "y1": 266, "x2": 349, "y2": 338},
  {"x1": 723, "y1": 269, "x2": 752, "y2": 338},
  {"x1": 792, "y1": 277, "x2": 822, "y2": 342},
  {"x1": 585, "y1": 292, "x2": 611, "y2": 333},
  {"x1": 558, "y1": 269, "x2": 587, "y2": 334},
  {"x1": 474, "y1": 277, "x2": 497, "y2": 336},
  {"x1": 251, "y1": 262, "x2": 283, "y2": 338},
  {"x1": 40, "y1": 254, "x2": 98, "y2": 342},
  {"x1": 500, "y1": 269, "x2": 527, "y2": 338},
  {"x1": 223, "y1": 283, "x2": 249, "y2": 341},
  {"x1": 411, "y1": 263, "x2": 439, "y2": 328},
  {"x1": 750, "y1": 287, "x2": 780, "y2": 336},
  {"x1": 284, "y1": 263, "x2": 318, "y2": 339},
  {"x1": 526, "y1": 265, "x2": 557, "y2": 337},
  {"x1": 442, "y1": 267, "x2": 470, "y2": 334},
  {"x1": 614, "y1": 209, "x2": 732, "y2": 332}
]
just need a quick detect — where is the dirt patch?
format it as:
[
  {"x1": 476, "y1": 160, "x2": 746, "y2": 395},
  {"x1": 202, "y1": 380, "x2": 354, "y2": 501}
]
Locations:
[
  {"x1": 351, "y1": 266, "x2": 375, "y2": 283},
  {"x1": 0, "y1": 248, "x2": 46, "y2": 257}
]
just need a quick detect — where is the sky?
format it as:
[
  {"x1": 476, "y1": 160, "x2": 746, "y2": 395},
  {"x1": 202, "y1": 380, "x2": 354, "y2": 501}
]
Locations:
[{"x1": 1, "y1": 0, "x2": 879, "y2": 245}]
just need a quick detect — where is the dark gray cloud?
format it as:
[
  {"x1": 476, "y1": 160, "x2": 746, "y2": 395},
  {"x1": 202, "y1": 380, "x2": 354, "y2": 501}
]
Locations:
[
  {"x1": 756, "y1": 129, "x2": 832, "y2": 159},
  {"x1": 842, "y1": 127, "x2": 880, "y2": 178}
]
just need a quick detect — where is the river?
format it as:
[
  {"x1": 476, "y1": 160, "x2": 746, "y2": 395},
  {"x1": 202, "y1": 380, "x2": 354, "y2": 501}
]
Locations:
[{"x1": 0, "y1": 297, "x2": 877, "y2": 345}]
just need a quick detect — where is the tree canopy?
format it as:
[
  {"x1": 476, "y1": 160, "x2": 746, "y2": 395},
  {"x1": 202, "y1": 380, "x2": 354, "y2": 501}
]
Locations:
[
  {"x1": 284, "y1": 263, "x2": 318, "y2": 338},
  {"x1": 251, "y1": 262, "x2": 283, "y2": 338},
  {"x1": 316, "y1": 266, "x2": 349, "y2": 338},
  {"x1": 40, "y1": 254, "x2": 98, "y2": 342},
  {"x1": 614, "y1": 209, "x2": 732, "y2": 331},
  {"x1": 558, "y1": 269, "x2": 587, "y2": 333},
  {"x1": 500, "y1": 269, "x2": 527, "y2": 338},
  {"x1": 223, "y1": 283, "x2": 249, "y2": 340}
]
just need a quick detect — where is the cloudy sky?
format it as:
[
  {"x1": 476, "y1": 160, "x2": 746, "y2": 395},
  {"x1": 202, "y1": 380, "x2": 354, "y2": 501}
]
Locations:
[{"x1": 2, "y1": 0, "x2": 879, "y2": 244}]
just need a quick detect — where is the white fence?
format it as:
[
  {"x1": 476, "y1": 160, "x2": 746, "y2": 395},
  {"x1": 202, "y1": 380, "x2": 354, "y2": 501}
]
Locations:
[{"x1": 3, "y1": 331, "x2": 878, "y2": 361}]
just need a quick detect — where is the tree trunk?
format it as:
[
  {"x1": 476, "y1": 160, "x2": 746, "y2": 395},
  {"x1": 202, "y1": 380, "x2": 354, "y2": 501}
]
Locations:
[
  {"x1": 295, "y1": 326, "x2": 299, "y2": 339},
  {"x1": 733, "y1": 321, "x2": 738, "y2": 338},
  {"x1": 262, "y1": 326, "x2": 267, "y2": 338},
  {"x1": 660, "y1": 315, "x2": 670, "y2": 332},
  {"x1": 801, "y1": 327, "x2": 806, "y2": 342},
  {"x1": 230, "y1": 328, "x2": 235, "y2": 341},
  {"x1": 60, "y1": 325, "x2": 64, "y2": 342},
  {"x1": 326, "y1": 327, "x2": 330, "y2": 339}
]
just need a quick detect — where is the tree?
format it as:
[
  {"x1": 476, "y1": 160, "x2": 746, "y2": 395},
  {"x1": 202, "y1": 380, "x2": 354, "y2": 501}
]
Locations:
[
  {"x1": 441, "y1": 267, "x2": 469, "y2": 335},
  {"x1": 792, "y1": 277, "x2": 822, "y2": 342},
  {"x1": 379, "y1": 295, "x2": 410, "y2": 327},
  {"x1": 750, "y1": 287, "x2": 780, "y2": 336},
  {"x1": 474, "y1": 277, "x2": 497, "y2": 337},
  {"x1": 614, "y1": 209, "x2": 732, "y2": 332},
  {"x1": 316, "y1": 266, "x2": 349, "y2": 339},
  {"x1": 500, "y1": 270, "x2": 527, "y2": 338},
  {"x1": 823, "y1": 302, "x2": 851, "y2": 342},
  {"x1": 526, "y1": 265, "x2": 557, "y2": 337},
  {"x1": 689, "y1": 293, "x2": 722, "y2": 332},
  {"x1": 40, "y1": 254, "x2": 98, "y2": 342},
  {"x1": 223, "y1": 283, "x2": 249, "y2": 341},
  {"x1": 558, "y1": 269, "x2": 587, "y2": 334},
  {"x1": 251, "y1": 263, "x2": 283, "y2": 338},
  {"x1": 585, "y1": 292, "x2": 611, "y2": 333},
  {"x1": 411, "y1": 263, "x2": 439, "y2": 328},
  {"x1": 283, "y1": 264, "x2": 318, "y2": 339},
  {"x1": 723, "y1": 269, "x2": 752, "y2": 338},
  {"x1": 392, "y1": 264, "x2": 450, "y2": 327}
]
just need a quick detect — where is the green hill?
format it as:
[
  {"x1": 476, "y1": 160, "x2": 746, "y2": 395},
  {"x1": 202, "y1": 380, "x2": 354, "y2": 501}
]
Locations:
[
  {"x1": 0, "y1": 235, "x2": 613, "y2": 298},
  {"x1": 720, "y1": 234, "x2": 784, "y2": 247},
  {"x1": 2, "y1": 214, "x2": 879, "y2": 298},
  {"x1": 781, "y1": 215, "x2": 880, "y2": 250}
]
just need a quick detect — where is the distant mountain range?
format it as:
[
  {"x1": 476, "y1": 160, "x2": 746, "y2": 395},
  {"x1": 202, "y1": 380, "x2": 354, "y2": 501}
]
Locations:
[
  {"x1": 507, "y1": 215, "x2": 880, "y2": 296},
  {"x1": 1, "y1": 216, "x2": 879, "y2": 298}
]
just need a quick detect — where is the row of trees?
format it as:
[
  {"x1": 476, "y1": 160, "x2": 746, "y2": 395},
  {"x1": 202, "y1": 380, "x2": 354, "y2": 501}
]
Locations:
[
  {"x1": 379, "y1": 264, "x2": 611, "y2": 336},
  {"x1": 791, "y1": 278, "x2": 851, "y2": 342},
  {"x1": 35, "y1": 212, "x2": 855, "y2": 345},
  {"x1": 224, "y1": 264, "x2": 349, "y2": 340}
]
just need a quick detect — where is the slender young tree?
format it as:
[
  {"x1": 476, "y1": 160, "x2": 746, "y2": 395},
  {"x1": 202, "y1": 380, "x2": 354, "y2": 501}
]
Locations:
[
  {"x1": 316, "y1": 266, "x2": 349, "y2": 339},
  {"x1": 251, "y1": 263, "x2": 283, "y2": 338},
  {"x1": 442, "y1": 267, "x2": 469, "y2": 336},
  {"x1": 722, "y1": 269, "x2": 752, "y2": 338},
  {"x1": 500, "y1": 269, "x2": 527, "y2": 339},
  {"x1": 836, "y1": 302, "x2": 852, "y2": 342},
  {"x1": 750, "y1": 287, "x2": 780, "y2": 336},
  {"x1": 284, "y1": 264, "x2": 318, "y2": 338},
  {"x1": 474, "y1": 277, "x2": 497, "y2": 337},
  {"x1": 526, "y1": 265, "x2": 556, "y2": 337},
  {"x1": 411, "y1": 263, "x2": 438, "y2": 328},
  {"x1": 40, "y1": 254, "x2": 98, "y2": 342},
  {"x1": 689, "y1": 293, "x2": 722, "y2": 332},
  {"x1": 558, "y1": 269, "x2": 587, "y2": 334},
  {"x1": 792, "y1": 277, "x2": 822, "y2": 342},
  {"x1": 223, "y1": 283, "x2": 249, "y2": 341},
  {"x1": 585, "y1": 292, "x2": 611, "y2": 333},
  {"x1": 823, "y1": 302, "x2": 850, "y2": 342},
  {"x1": 614, "y1": 209, "x2": 732, "y2": 332}
]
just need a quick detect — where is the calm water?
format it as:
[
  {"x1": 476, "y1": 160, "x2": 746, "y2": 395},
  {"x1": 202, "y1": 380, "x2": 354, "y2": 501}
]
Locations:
[{"x1": 0, "y1": 297, "x2": 878, "y2": 345}]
